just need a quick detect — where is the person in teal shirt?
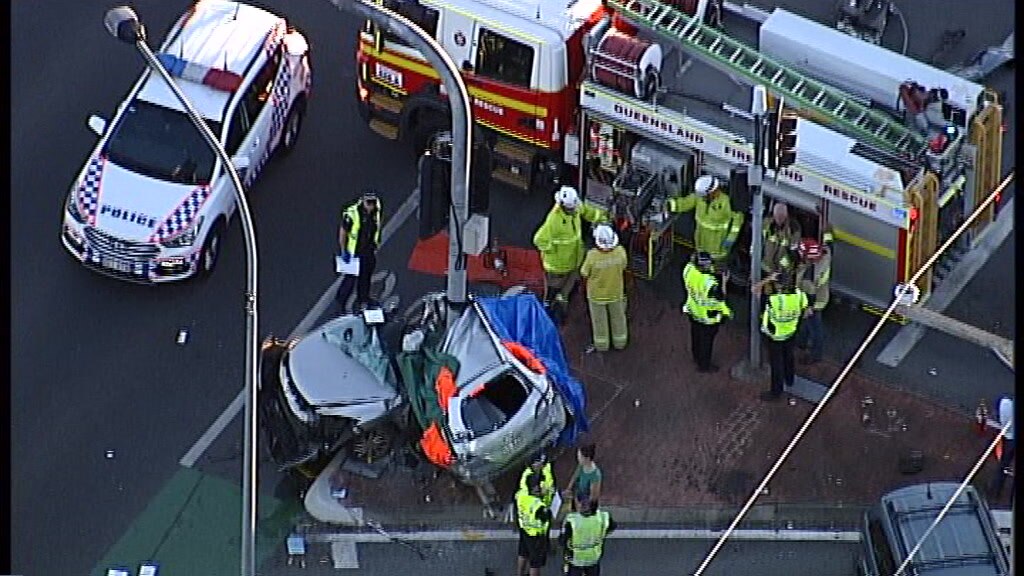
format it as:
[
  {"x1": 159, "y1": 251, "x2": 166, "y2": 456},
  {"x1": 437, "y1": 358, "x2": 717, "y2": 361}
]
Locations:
[{"x1": 562, "y1": 441, "x2": 602, "y2": 516}]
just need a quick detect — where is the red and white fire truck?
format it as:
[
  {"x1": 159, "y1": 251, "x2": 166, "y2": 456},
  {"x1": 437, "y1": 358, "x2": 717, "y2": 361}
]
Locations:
[
  {"x1": 354, "y1": 0, "x2": 1003, "y2": 311},
  {"x1": 355, "y1": 0, "x2": 722, "y2": 191}
]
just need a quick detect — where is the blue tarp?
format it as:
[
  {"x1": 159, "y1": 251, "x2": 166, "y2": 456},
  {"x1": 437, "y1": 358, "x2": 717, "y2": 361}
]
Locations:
[{"x1": 478, "y1": 294, "x2": 589, "y2": 446}]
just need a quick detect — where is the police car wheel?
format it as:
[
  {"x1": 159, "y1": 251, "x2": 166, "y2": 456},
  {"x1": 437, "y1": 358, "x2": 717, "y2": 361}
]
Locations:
[
  {"x1": 277, "y1": 102, "x2": 305, "y2": 157},
  {"x1": 198, "y1": 222, "x2": 224, "y2": 278}
]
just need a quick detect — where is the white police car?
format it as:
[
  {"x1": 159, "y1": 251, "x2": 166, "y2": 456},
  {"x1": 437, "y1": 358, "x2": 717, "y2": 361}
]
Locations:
[{"x1": 61, "y1": 1, "x2": 312, "y2": 282}]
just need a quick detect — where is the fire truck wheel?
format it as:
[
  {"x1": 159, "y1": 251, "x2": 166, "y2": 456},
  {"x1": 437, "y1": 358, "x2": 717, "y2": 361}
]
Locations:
[
  {"x1": 197, "y1": 219, "x2": 225, "y2": 279},
  {"x1": 412, "y1": 114, "x2": 449, "y2": 157},
  {"x1": 276, "y1": 99, "x2": 306, "y2": 158}
]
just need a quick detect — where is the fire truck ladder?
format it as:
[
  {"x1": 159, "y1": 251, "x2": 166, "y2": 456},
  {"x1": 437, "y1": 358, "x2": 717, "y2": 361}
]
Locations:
[{"x1": 606, "y1": 0, "x2": 929, "y2": 157}]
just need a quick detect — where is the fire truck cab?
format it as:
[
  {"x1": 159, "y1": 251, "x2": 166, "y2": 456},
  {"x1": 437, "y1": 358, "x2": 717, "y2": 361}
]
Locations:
[{"x1": 355, "y1": 0, "x2": 721, "y2": 193}]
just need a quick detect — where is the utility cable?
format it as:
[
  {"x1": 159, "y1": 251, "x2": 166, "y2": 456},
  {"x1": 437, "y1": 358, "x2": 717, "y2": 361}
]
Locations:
[
  {"x1": 691, "y1": 170, "x2": 1015, "y2": 576},
  {"x1": 891, "y1": 417, "x2": 1012, "y2": 576}
]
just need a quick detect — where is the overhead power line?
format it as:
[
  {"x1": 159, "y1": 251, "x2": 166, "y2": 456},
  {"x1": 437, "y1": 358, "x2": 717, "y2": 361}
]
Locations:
[{"x1": 691, "y1": 170, "x2": 1016, "y2": 576}]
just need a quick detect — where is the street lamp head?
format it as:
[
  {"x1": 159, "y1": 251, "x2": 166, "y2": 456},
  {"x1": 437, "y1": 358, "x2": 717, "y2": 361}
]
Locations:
[{"x1": 104, "y1": 6, "x2": 147, "y2": 43}]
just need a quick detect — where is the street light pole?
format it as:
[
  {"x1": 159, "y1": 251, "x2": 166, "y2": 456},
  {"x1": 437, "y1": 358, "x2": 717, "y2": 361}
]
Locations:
[
  {"x1": 330, "y1": 0, "x2": 474, "y2": 307},
  {"x1": 103, "y1": 8, "x2": 260, "y2": 576},
  {"x1": 748, "y1": 86, "x2": 768, "y2": 368}
]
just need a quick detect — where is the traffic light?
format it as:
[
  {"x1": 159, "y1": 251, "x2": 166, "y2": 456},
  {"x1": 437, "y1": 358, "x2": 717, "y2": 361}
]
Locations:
[
  {"x1": 416, "y1": 139, "x2": 493, "y2": 239},
  {"x1": 765, "y1": 104, "x2": 798, "y2": 170},
  {"x1": 776, "y1": 112, "x2": 798, "y2": 168},
  {"x1": 765, "y1": 110, "x2": 779, "y2": 171},
  {"x1": 417, "y1": 151, "x2": 450, "y2": 239}
]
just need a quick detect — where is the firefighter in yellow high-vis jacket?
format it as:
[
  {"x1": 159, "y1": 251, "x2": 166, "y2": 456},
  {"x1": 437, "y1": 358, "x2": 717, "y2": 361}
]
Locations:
[{"x1": 666, "y1": 175, "x2": 744, "y2": 267}]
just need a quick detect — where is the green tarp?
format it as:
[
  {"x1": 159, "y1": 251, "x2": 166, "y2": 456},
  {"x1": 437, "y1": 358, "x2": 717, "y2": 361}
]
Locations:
[{"x1": 396, "y1": 343, "x2": 460, "y2": 434}]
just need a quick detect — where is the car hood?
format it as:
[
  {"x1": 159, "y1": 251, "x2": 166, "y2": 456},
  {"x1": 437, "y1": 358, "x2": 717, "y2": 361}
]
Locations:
[
  {"x1": 76, "y1": 155, "x2": 211, "y2": 242},
  {"x1": 286, "y1": 315, "x2": 400, "y2": 408}
]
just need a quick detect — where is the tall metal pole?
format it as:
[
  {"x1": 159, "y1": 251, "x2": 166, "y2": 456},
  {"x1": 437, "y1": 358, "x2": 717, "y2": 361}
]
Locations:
[
  {"x1": 103, "y1": 8, "x2": 260, "y2": 575},
  {"x1": 335, "y1": 0, "x2": 474, "y2": 306},
  {"x1": 748, "y1": 86, "x2": 768, "y2": 367},
  {"x1": 135, "y1": 40, "x2": 261, "y2": 576}
]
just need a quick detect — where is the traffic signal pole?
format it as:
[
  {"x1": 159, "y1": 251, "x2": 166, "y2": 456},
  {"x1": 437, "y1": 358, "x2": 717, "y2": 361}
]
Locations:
[
  {"x1": 748, "y1": 86, "x2": 768, "y2": 367},
  {"x1": 333, "y1": 0, "x2": 473, "y2": 307}
]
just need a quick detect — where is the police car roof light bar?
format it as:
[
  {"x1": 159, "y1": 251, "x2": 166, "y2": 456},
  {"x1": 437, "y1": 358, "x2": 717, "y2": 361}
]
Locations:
[{"x1": 156, "y1": 52, "x2": 243, "y2": 92}]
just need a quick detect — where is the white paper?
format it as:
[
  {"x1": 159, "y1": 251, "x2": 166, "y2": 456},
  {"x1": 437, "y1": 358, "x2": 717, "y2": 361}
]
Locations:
[
  {"x1": 335, "y1": 255, "x2": 361, "y2": 276},
  {"x1": 362, "y1": 308, "x2": 385, "y2": 325},
  {"x1": 550, "y1": 491, "x2": 563, "y2": 519}
]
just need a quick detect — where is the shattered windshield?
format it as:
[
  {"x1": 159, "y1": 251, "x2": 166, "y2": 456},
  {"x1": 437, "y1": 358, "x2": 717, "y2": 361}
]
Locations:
[{"x1": 321, "y1": 318, "x2": 396, "y2": 388}]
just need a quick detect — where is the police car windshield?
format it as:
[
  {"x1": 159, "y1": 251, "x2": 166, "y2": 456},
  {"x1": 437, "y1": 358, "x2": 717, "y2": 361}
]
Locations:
[{"x1": 104, "y1": 100, "x2": 221, "y2": 186}]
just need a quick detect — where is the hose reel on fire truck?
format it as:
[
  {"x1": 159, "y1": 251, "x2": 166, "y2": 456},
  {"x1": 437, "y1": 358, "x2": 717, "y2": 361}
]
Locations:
[{"x1": 591, "y1": 30, "x2": 664, "y2": 100}]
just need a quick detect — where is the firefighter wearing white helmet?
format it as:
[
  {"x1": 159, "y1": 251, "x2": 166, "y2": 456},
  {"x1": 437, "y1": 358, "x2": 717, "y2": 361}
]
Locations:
[
  {"x1": 666, "y1": 175, "x2": 745, "y2": 265},
  {"x1": 533, "y1": 186, "x2": 607, "y2": 320},
  {"x1": 580, "y1": 224, "x2": 629, "y2": 352}
]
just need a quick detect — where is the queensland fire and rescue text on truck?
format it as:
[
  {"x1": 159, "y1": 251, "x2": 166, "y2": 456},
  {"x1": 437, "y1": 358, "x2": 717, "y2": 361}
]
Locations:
[{"x1": 353, "y1": 0, "x2": 1003, "y2": 312}]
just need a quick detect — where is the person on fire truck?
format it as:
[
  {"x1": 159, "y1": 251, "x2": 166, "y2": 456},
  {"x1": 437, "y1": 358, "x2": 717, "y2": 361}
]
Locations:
[
  {"x1": 533, "y1": 186, "x2": 607, "y2": 321},
  {"x1": 794, "y1": 237, "x2": 832, "y2": 365},
  {"x1": 665, "y1": 175, "x2": 744, "y2": 267},
  {"x1": 761, "y1": 202, "x2": 802, "y2": 282}
]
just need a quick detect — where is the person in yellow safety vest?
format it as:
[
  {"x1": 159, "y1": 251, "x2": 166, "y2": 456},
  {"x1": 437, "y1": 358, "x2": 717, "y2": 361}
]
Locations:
[
  {"x1": 795, "y1": 238, "x2": 832, "y2": 365},
  {"x1": 516, "y1": 473, "x2": 553, "y2": 576},
  {"x1": 559, "y1": 496, "x2": 617, "y2": 576},
  {"x1": 682, "y1": 251, "x2": 732, "y2": 373},
  {"x1": 762, "y1": 202, "x2": 802, "y2": 280},
  {"x1": 533, "y1": 186, "x2": 607, "y2": 320},
  {"x1": 336, "y1": 190, "x2": 382, "y2": 310},
  {"x1": 580, "y1": 225, "x2": 629, "y2": 353},
  {"x1": 752, "y1": 272, "x2": 809, "y2": 401},
  {"x1": 666, "y1": 175, "x2": 744, "y2": 266},
  {"x1": 519, "y1": 451, "x2": 556, "y2": 508}
]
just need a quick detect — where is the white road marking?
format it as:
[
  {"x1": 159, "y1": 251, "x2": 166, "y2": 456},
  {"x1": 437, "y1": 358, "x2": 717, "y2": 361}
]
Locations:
[
  {"x1": 179, "y1": 390, "x2": 245, "y2": 467},
  {"x1": 876, "y1": 197, "x2": 1014, "y2": 367},
  {"x1": 331, "y1": 540, "x2": 360, "y2": 569},
  {"x1": 179, "y1": 188, "x2": 420, "y2": 468},
  {"x1": 307, "y1": 528, "x2": 862, "y2": 543}
]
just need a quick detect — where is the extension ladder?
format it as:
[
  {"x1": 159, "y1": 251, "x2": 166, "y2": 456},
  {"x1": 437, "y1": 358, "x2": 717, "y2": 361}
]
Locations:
[{"x1": 606, "y1": 0, "x2": 928, "y2": 157}]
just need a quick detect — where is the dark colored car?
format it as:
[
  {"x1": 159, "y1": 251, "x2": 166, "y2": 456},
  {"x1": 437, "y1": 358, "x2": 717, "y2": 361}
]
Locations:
[{"x1": 860, "y1": 482, "x2": 1010, "y2": 576}]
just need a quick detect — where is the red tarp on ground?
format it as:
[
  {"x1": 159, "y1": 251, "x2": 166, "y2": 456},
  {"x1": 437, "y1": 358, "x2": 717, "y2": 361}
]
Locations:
[{"x1": 407, "y1": 231, "x2": 546, "y2": 295}]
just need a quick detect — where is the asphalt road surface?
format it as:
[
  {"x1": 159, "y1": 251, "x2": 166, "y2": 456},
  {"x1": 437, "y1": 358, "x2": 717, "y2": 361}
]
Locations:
[
  {"x1": 10, "y1": 1, "x2": 1014, "y2": 575},
  {"x1": 259, "y1": 537, "x2": 863, "y2": 576}
]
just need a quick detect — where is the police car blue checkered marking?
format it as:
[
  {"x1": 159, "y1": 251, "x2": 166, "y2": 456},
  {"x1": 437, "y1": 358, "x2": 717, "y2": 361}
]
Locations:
[
  {"x1": 245, "y1": 62, "x2": 293, "y2": 187},
  {"x1": 150, "y1": 185, "x2": 211, "y2": 244},
  {"x1": 265, "y1": 21, "x2": 284, "y2": 58},
  {"x1": 77, "y1": 156, "x2": 106, "y2": 226},
  {"x1": 270, "y1": 65, "x2": 292, "y2": 143}
]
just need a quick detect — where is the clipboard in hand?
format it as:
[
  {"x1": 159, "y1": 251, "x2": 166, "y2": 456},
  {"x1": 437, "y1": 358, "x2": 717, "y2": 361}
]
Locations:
[{"x1": 335, "y1": 255, "x2": 361, "y2": 276}]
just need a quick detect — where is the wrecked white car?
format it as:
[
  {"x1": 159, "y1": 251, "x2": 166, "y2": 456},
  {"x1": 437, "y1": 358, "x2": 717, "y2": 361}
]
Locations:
[{"x1": 259, "y1": 313, "x2": 405, "y2": 472}]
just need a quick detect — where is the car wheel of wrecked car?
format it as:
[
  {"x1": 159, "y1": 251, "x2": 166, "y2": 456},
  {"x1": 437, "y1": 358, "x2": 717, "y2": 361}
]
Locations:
[{"x1": 351, "y1": 425, "x2": 396, "y2": 464}]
